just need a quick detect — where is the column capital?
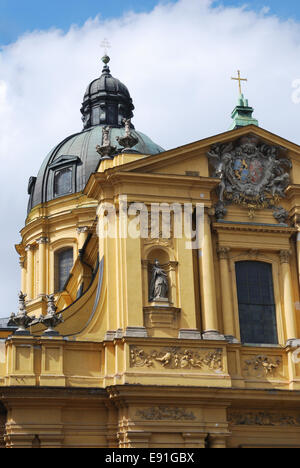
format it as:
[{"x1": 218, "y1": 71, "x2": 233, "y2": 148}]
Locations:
[
  {"x1": 36, "y1": 236, "x2": 49, "y2": 245},
  {"x1": 217, "y1": 246, "x2": 230, "y2": 260},
  {"x1": 77, "y1": 226, "x2": 89, "y2": 234},
  {"x1": 25, "y1": 244, "x2": 34, "y2": 252},
  {"x1": 279, "y1": 250, "x2": 291, "y2": 264}
]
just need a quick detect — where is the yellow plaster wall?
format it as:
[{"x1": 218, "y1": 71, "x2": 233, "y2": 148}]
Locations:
[{"x1": 2, "y1": 126, "x2": 300, "y2": 447}]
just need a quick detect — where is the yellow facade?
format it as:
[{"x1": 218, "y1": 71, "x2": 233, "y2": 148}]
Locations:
[{"x1": 1, "y1": 123, "x2": 300, "y2": 448}]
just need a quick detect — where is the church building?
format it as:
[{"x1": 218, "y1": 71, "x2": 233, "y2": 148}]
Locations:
[{"x1": 1, "y1": 55, "x2": 300, "y2": 448}]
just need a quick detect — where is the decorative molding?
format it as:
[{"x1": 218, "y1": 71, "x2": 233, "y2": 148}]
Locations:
[
  {"x1": 130, "y1": 346, "x2": 224, "y2": 372},
  {"x1": 136, "y1": 406, "x2": 196, "y2": 421},
  {"x1": 143, "y1": 237, "x2": 174, "y2": 248},
  {"x1": 279, "y1": 249, "x2": 291, "y2": 264},
  {"x1": 229, "y1": 411, "x2": 300, "y2": 427},
  {"x1": 243, "y1": 355, "x2": 282, "y2": 378},
  {"x1": 217, "y1": 247, "x2": 230, "y2": 260},
  {"x1": 213, "y1": 222, "x2": 297, "y2": 235},
  {"x1": 247, "y1": 249, "x2": 260, "y2": 260}
]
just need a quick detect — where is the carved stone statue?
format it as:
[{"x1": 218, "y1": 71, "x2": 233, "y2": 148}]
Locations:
[
  {"x1": 149, "y1": 260, "x2": 169, "y2": 302},
  {"x1": 116, "y1": 118, "x2": 138, "y2": 151},
  {"x1": 96, "y1": 126, "x2": 117, "y2": 158}
]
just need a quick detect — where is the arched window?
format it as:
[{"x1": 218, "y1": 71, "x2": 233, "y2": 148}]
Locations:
[
  {"x1": 54, "y1": 167, "x2": 73, "y2": 197},
  {"x1": 55, "y1": 248, "x2": 74, "y2": 293},
  {"x1": 235, "y1": 261, "x2": 278, "y2": 345}
]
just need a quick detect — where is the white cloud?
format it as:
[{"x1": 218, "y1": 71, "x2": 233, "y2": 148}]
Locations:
[{"x1": 1, "y1": 0, "x2": 300, "y2": 317}]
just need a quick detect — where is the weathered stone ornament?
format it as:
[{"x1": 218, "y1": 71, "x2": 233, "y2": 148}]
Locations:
[
  {"x1": 207, "y1": 136, "x2": 291, "y2": 222},
  {"x1": 96, "y1": 126, "x2": 116, "y2": 159},
  {"x1": 116, "y1": 118, "x2": 138, "y2": 152},
  {"x1": 130, "y1": 346, "x2": 223, "y2": 371},
  {"x1": 9, "y1": 292, "x2": 33, "y2": 335},
  {"x1": 149, "y1": 260, "x2": 169, "y2": 302},
  {"x1": 39, "y1": 294, "x2": 63, "y2": 336}
]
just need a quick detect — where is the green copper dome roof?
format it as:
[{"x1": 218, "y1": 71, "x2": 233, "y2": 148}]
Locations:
[
  {"x1": 27, "y1": 125, "x2": 164, "y2": 213},
  {"x1": 27, "y1": 57, "x2": 164, "y2": 214}
]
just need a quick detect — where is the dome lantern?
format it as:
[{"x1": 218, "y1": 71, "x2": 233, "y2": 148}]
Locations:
[{"x1": 80, "y1": 55, "x2": 135, "y2": 130}]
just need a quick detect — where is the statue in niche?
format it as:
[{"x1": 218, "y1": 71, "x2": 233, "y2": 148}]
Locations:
[{"x1": 149, "y1": 259, "x2": 169, "y2": 302}]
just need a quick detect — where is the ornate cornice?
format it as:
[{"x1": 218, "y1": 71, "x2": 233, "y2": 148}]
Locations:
[{"x1": 213, "y1": 221, "x2": 297, "y2": 235}]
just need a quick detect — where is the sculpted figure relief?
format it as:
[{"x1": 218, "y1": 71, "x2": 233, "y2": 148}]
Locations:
[
  {"x1": 149, "y1": 260, "x2": 169, "y2": 302},
  {"x1": 207, "y1": 135, "x2": 291, "y2": 222}
]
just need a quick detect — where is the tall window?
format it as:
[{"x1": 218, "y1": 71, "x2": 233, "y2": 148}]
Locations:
[
  {"x1": 55, "y1": 248, "x2": 73, "y2": 293},
  {"x1": 235, "y1": 261, "x2": 278, "y2": 345},
  {"x1": 54, "y1": 167, "x2": 73, "y2": 197}
]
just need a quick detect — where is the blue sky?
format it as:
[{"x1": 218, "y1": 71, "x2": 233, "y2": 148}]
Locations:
[
  {"x1": 217, "y1": 0, "x2": 300, "y2": 21},
  {"x1": 0, "y1": 0, "x2": 175, "y2": 44},
  {"x1": 1, "y1": 0, "x2": 300, "y2": 45}
]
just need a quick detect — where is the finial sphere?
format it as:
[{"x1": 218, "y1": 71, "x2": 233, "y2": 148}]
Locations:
[{"x1": 102, "y1": 54, "x2": 110, "y2": 65}]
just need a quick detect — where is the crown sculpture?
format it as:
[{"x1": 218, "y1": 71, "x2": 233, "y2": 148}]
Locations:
[
  {"x1": 9, "y1": 292, "x2": 33, "y2": 335},
  {"x1": 38, "y1": 294, "x2": 63, "y2": 336}
]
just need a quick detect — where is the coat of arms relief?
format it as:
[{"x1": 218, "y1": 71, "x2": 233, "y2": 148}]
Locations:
[{"x1": 207, "y1": 135, "x2": 292, "y2": 222}]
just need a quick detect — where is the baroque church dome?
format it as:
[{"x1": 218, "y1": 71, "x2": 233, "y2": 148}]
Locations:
[{"x1": 27, "y1": 55, "x2": 164, "y2": 213}]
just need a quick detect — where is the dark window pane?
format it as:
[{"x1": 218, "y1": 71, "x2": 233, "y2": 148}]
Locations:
[
  {"x1": 55, "y1": 248, "x2": 73, "y2": 292},
  {"x1": 235, "y1": 261, "x2": 278, "y2": 344},
  {"x1": 54, "y1": 167, "x2": 73, "y2": 197}
]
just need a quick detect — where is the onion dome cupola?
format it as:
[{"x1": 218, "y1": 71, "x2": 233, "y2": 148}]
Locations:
[
  {"x1": 80, "y1": 55, "x2": 135, "y2": 129},
  {"x1": 27, "y1": 55, "x2": 164, "y2": 214}
]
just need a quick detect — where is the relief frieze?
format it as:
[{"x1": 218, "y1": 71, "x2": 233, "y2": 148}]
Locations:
[
  {"x1": 130, "y1": 346, "x2": 223, "y2": 372},
  {"x1": 136, "y1": 406, "x2": 196, "y2": 421},
  {"x1": 229, "y1": 411, "x2": 300, "y2": 427},
  {"x1": 243, "y1": 355, "x2": 282, "y2": 378}
]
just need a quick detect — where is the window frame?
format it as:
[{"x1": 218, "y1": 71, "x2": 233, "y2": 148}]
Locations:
[
  {"x1": 230, "y1": 253, "x2": 284, "y2": 346},
  {"x1": 48, "y1": 155, "x2": 81, "y2": 201},
  {"x1": 53, "y1": 165, "x2": 74, "y2": 198},
  {"x1": 54, "y1": 246, "x2": 74, "y2": 294}
]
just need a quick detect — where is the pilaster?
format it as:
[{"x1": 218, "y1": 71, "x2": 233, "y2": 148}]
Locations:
[
  {"x1": 25, "y1": 245, "x2": 34, "y2": 300},
  {"x1": 280, "y1": 250, "x2": 299, "y2": 347},
  {"x1": 217, "y1": 247, "x2": 238, "y2": 343},
  {"x1": 199, "y1": 213, "x2": 224, "y2": 340}
]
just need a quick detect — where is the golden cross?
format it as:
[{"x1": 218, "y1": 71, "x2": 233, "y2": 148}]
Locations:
[{"x1": 231, "y1": 70, "x2": 247, "y2": 95}]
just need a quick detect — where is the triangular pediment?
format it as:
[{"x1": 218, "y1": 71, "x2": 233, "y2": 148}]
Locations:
[{"x1": 119, "y1": 125, "x2": 300, "y2": 177}]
